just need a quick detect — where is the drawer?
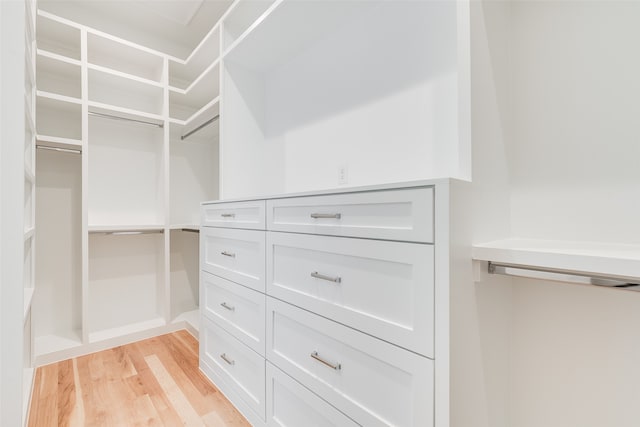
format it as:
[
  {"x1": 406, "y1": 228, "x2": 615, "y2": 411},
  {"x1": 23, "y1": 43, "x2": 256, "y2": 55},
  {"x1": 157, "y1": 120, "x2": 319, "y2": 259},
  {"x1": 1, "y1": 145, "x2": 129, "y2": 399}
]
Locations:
[
  {"x1": 201, "y1": 271, "x2": 266, "y2": 356},
  {"x1": 201, "y1": 200, "x2": 266, "y2": 230},
  {"x1": 200, "y1": 317, "x2": 266, "y2": 420},
  {"x1": 267, "y1": 231, "x2": 434, "y2": 357},
  {"x1": 266, "y1": 362, "x2": 359, "y2": 427},
  {"x1": 200, "y1": 227, "x2": 265, "y2": 292},
  {"x1": 266, "y1": 297, "x2": 433, "y2": 427},
  {"x1": 266, "y1": 187, "x2": 433, "y2": 242}
]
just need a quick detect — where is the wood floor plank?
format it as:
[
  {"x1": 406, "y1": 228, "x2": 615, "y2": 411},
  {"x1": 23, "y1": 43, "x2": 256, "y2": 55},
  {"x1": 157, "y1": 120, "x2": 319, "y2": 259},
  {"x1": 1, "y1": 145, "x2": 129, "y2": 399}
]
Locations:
[
  {"x1": 28, "y1": 331, "x2": 249, "y2": 426},
  {"x1": 57, "y1": 359, "x2": 76, "y2": 427}
]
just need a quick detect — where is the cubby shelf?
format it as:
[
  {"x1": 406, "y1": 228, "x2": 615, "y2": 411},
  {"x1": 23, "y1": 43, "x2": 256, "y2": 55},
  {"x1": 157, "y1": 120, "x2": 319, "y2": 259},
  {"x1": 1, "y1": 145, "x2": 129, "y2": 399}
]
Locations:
[
  {"x1": 36, "y1": 134, "x2": 82, "y2": 151},
  {"x1": 36, "y1": 48, "x2": 80, "y2": 66},
  {"x1": 32, "y1": 6, "x2": 220, "y2": 365}
]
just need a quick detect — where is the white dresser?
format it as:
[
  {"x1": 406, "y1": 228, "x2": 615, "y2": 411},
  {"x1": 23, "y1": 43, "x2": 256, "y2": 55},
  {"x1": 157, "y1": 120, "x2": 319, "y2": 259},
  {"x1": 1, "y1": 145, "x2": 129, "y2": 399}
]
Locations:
[{"x1": 199, "y1": 180, "x2": 461, "y2": 427}]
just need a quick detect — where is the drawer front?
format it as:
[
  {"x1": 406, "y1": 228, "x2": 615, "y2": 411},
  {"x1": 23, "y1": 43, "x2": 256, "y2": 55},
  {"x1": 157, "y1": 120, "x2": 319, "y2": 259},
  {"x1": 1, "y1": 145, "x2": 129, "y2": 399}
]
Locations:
[
  {"x1": 201, "y1": 271, "x2": 266, "y2": 356},
  {"x1": 266, "y1": 298, "x2": 433, "y2": 427},
  {"x1": 200, "y1": 227, "x2": 265, "y2": 292},
  {"x1": 200, "y1": 317, "x2": 266, "y2": 420},
  {"x1": 266, "y1": 362, "x2": 359, "y2": 427},
  {"x1": 201, "y1": 200, "x2": 266, "y2": 230},
  {"x1": 266, "y1": 187, "x2": 433, "y2": 242},
  {"x1": 267, "y1": 232, "x2": 434, "y2": 357}
]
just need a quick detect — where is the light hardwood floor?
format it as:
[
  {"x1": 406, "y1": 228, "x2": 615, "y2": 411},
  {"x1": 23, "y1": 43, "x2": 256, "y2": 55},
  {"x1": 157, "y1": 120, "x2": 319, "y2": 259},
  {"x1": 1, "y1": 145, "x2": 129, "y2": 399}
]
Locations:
[{"x1": 27, "y1": 330, "x2": 251, "y2": 427}]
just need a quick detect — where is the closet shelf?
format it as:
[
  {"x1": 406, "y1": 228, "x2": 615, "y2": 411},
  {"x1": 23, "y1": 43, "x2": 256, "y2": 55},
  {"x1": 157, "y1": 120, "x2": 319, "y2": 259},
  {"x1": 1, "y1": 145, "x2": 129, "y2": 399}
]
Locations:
[
  {"x1": 88, "y1": 224, "x2": 165, "y2": 234},
  {"x1": 473, "y1": 238, "x2": 640, "y2": 282},
  {"x1": 88, "y1": 317, "x2": 166, "y2": 344},
  {"x1": 170, "y1": 96, "x2": 220, "y2": 128},
  {"x1": 169, "y1": 26, "x2": 220, "y2": 90},
  {"x1": 88, "y1": 101, "x2": 164, "y2": 126},
  {"x1": 36, "y1": 48, "x2": 81, "y2": 67},
  {"x1": 36, "y1": 134, "x2": 82, "y2": 151},
  {"x1": 88, "y1": 63, "x2": 163, "y2": 89},
  {"x1": 24, "y1": 288, "x2": 34, "y2": 323},
  {"x1": 36, "y1": 90, "x2": 81, "y2": 105},
  {"x1": 169, "y1": 58, "x2": 220, "y2": 95}
]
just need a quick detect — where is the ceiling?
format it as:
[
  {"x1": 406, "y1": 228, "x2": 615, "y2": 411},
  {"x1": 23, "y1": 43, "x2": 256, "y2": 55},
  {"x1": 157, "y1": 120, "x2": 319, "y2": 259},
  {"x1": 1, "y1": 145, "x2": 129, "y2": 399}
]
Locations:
[{"x1": 38, "y1": 0, "x2": 234, "y2": 58}]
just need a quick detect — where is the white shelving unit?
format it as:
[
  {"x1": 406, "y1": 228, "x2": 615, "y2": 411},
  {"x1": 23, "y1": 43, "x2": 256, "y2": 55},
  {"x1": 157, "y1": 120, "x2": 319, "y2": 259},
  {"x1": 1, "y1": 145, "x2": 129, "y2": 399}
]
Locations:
[
  {"x1": 32, "y1": 7, "x2": 222, "y2": 365},
  {"x1": 23, "y1": 0, "x2": 37, "y2": 423}
]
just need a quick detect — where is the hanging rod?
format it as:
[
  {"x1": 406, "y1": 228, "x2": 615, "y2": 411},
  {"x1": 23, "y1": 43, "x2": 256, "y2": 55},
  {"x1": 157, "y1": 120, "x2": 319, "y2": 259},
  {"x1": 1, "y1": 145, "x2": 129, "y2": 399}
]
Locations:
[
  {"x1": 89, "y1": 111, "x2": 164, "y2": 128},
  {"x1": 36, "y1": 145, "x2": 81, "y2": 154},
  {"x1": 488, "y1": 262, "x2": 640, "y2": 291},
  {"x1": 181, "y1": 115, "x2": 219, "y2": 141}
]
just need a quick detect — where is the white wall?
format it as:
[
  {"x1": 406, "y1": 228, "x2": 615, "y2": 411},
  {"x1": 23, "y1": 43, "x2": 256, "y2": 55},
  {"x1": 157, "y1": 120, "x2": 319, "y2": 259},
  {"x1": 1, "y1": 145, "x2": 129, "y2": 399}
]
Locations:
[
  {"x1": 466, "y1": 1, "x2": 514, "y2": 426},
  {"x1": 0, "y1": 0, "x2": 25, "y2": 424},
  {"x1": 221, "y1": 1, "x2": 468, "y2": 199},
  {"x1": 509, "y1": 1, "x2": 640, "y2": 244},
  {"x1": 472, "y1": 2, "x2": 640, "y2": 426}
]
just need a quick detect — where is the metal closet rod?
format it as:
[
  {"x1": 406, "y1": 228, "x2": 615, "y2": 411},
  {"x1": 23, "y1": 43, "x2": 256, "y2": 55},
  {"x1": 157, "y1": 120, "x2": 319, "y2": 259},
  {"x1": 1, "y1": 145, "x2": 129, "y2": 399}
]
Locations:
[
  {"x1": 181, "y1": 115, "x2": 219, "y2": 141},
  {"x1": 36, "y1": 145, "x2": 81, "y2": 154},
  {"x1": 89, "y1": 111, "x2": 164, "y2": 128},
  {"x1": 488, "y1": 262, "x2": 640, "y2": 291}
]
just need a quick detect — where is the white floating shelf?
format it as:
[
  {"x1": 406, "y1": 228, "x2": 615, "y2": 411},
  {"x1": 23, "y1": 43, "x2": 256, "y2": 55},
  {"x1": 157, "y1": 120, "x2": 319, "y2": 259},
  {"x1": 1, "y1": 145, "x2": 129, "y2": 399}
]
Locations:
[{"x1": 473, "y1": 238, "x2": 640, "y2": 281}]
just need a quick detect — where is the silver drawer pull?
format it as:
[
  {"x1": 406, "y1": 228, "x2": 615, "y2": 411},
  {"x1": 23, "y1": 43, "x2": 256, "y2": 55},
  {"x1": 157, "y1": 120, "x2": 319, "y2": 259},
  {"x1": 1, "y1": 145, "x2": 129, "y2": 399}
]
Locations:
[
  {"x1": 221, "y1": 213, "x2": 235, "y2": 218},
  {"x1": 311, "y1": 351, "x2": 341, "y2": 371},
  {"x1": 220, "y1": 353, "x2": 235, "y2": 366},
  {"x1": 310, "y1": 213, "x2": 341, "y2": 219},
  {"x1": 220, "y1": 302, "x2": 235, "y2": 311},
  {"x1": 221, "y1": 251, "x2": 236, "y2": 258},
  {"x1": 311, "y1": 271, "x2": 341, "y2": 283}
]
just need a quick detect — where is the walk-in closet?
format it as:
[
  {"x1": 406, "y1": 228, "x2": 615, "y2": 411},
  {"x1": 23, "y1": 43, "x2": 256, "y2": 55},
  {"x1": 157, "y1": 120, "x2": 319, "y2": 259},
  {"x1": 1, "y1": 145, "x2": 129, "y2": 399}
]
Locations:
[{"x1": 2, "y1": 0, "x2": 640, "y2": 426}]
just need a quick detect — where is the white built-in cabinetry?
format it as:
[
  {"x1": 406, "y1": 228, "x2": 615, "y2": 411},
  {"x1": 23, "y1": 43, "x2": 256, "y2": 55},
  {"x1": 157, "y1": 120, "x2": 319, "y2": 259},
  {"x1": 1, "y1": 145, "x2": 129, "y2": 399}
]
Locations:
[
  {"x1": 32, "y1": 9, "x2": 220, "y2": 364},
  {"x1": 23, "y1": 0, "x2": 37, "y2": 423},
  {"x1": 200, "y1": 180, "x2": 464, "y2": 427}
]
